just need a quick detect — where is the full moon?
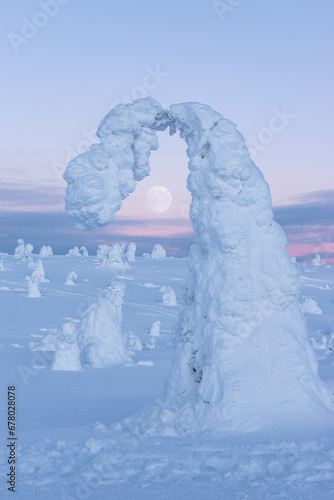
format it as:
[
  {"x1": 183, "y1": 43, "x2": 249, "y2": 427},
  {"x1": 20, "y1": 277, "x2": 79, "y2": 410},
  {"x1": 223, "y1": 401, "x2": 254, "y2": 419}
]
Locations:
[{"x1": 146, "y1": 186, "x2": 172, "y2": 213}]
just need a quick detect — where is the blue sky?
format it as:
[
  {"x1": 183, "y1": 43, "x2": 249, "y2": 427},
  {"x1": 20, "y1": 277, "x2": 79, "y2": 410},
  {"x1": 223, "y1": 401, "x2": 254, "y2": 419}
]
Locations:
[{"x1": 0, "y1": 0, "x2": 333, "y2": 259}]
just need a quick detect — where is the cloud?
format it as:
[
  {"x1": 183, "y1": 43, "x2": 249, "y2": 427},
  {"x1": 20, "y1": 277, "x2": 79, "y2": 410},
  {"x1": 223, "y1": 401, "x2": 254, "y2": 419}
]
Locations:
[{"x1": 0, "y1": 189, "x2": 333, "y2": 261}]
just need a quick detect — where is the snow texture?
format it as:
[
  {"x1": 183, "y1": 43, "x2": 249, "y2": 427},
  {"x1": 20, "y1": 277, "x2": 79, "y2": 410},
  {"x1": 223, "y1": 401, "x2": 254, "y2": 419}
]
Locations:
[
  {"x1": 78, "y1": 282, "x2": 132, "y2": 368},
  {"x1": 39, "y1": 245, "x2": 53, "y2": 258},
  {"x1": 64, "y1": 98, "x2": 334, "y2": 433}
]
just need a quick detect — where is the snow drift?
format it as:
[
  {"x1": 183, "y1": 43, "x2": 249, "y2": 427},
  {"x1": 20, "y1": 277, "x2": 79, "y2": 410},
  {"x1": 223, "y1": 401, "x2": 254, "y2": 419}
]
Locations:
[{"x1": 64, "y1": 98, "x2": 334, "y2": 433}]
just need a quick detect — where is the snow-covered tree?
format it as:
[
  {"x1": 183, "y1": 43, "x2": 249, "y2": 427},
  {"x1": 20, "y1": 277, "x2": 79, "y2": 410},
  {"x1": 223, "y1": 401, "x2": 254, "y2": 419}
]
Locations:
[
  {"x1": 14, "y1": 239, "x2": 25, "y2": 259},
  {"x1": 78, "y1": 282, "x2": 131, "y2": 368},
  {"x1": 312, "y1": 254, "x2": 326, "y2": 266},
  {"x1": 125, "y1": 332, "x2": 142, "y2": 351},
  {"x1": 26, "y1": 276, "x2": 41, "y2": 298},
  {"x1": 301, "y1": 297, "x2": 323, "y2": 315},
  {"x1": 63, "y1": 98, "x2": 334, "y2": 432},
  {"x1": 24, "y1": 243, "x2": 34, "y2": 261},
  {"x1": 126, "y1": 242, "x2": 136, "y2": 262},
  {"x1": 150, "y1": 320, "x2": 161, "y2": 337},
  {"x1": 67, "y1": 246, "x2": 80, "y2": 256},
  {"x1": 145, "y1": 336, "x2": 156, "y2": 349},
  {"x1": 151, "y1": 244, "x2": 167, "y2": 259},
  {"x1": 0, "y1": 257, "x2": 5, "y2": 271},
  {"x1": 97, "y1": 243, "x2": 129, "y2": 269},
  {"x1": 39, "y1": 245, "x2": 53, "y2": 258},
  {"x1": 51, "y1": 322, "x2": 81, "y2": 371},
  {"x1": 29, "y1": 259, "x2": 49, "y2": 283},
  {"x1": 65, "y1": 271, "x2": 77, "y2": 285},
  {"x1": 160, "y1": 286, "x2": 177, "y2": 306},
  {"x1": 80, "y1": 246, "x2": 89, "y2": 256}
]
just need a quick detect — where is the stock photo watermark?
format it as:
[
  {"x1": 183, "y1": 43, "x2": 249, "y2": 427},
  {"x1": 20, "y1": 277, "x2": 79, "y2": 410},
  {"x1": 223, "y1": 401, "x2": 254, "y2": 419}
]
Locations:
[
  {"x1": 213, "y1": 0, "x2": 245, "y2": 21},
  {"x1": 246, "y1": 106, "x2": 296, "y2": 160},
  {"x1": 7, "y1": 0, "x2": 72, "y2": 54},
  {"x1": 51, "y1": 64, "x2": 169, "y2": 183}
]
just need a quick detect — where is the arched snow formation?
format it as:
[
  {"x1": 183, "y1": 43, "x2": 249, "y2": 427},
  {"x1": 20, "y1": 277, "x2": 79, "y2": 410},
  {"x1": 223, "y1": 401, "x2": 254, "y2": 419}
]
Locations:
[{"x1": 64, "y1": 98, "x2": 334, "y2": 432}]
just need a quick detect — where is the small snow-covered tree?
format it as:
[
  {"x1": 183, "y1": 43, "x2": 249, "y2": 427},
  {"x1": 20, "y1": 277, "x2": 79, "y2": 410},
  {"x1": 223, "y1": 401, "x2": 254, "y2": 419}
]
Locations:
[
  {"x1": 24, "y1": 243, "x2": 33, "y2": 261},
  {"x1": 126, "y1": 332, "x2": 142, "y2": 351},
  {"x1": 126, "y1": 242, "x2": 136, "y2": 262},
  {"x1": 0, "y1": 257, "x2": 5, "y2": 271},
  {"x1": 29, "y1": 259, "x2": 49, "y2": 283},
  {"x1": 51, "y1": 322, "x2": 81, "y2": 371},
  {"x1": 150, "y1": 320, "x2": 161, "y2": 337},
  {"x1": 26, "y1": 276, "x2": 41, "y2": 298},
  {"x1": 39, "y1": 245, "x2": 53, "y2": 258},
  {"x1": 63, "y1": 98, "x2": 334, "y2": 432},
  {"x1": 14, "y1": 239, "x2": 25, "y2": 259},
  {"x1": 312, "y1": 254, "x2": 326, "y2": 266},
  {"x1": 65, "y1": 271, "x2": 77, "y2": 285},
  {"x1": 80, "y1": 246, "x2": 89, "y2": 256},
  {"x1": 160, "y1": 286, "x2": 177, "y2": 306},
  {"x1": 67, "y1": 246, "x2": 80, "y2": 256},
  {"x1": 151, "y1": 244, "x2": 166, "y2": 259},
  {"x1": 301, "y1": 297, "x2": 323, "y2": 315},
  {"x1": 78, "y1": 282, "x2": 131, "y2": 368}
]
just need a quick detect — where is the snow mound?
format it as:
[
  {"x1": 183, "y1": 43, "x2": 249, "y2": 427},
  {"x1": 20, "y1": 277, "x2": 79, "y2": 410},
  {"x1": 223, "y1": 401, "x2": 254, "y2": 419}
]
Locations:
[
  {"x1": 301, "y1": 297, "x2": 323, "y2": 314},
  {"x1": 145, "y1": 336, "x2": 156, "y2": 349},
  {"x1": 78, "y1": 282, "x2": 132, "y2": 368},
  {"x1": 51, "y1": 321, "x2": 81, "y2": 371},
  {"x1": 31, "y1": 330, "x2": 58, "y2": 351},
  {"x1": 39, "y1": 245, "x2": 53, "y2": 258}
]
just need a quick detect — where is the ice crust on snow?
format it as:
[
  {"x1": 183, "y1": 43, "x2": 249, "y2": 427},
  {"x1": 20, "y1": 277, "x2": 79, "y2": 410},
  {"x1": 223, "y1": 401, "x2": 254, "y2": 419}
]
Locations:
[{"x1": 64, "y1": 98, "x2": 334, "y2": 432}]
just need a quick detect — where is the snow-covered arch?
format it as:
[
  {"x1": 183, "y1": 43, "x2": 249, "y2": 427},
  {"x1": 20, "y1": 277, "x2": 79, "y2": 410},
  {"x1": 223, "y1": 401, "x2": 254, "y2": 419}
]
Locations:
[{"x1": 64, "y1": 98, "x2": 334, "y2": 432}]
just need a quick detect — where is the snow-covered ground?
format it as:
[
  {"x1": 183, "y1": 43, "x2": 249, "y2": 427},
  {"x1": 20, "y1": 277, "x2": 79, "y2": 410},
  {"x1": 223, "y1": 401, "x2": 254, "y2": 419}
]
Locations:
[{"x1": 1, "y1": 255, "x2": 334, "y2": 499}]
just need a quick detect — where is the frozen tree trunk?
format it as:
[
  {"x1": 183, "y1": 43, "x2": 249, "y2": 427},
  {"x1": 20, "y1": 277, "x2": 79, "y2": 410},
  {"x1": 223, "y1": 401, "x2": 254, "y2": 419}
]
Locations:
[{"x1": 64, "y1": 98, "x2": 334, "y2": 432}]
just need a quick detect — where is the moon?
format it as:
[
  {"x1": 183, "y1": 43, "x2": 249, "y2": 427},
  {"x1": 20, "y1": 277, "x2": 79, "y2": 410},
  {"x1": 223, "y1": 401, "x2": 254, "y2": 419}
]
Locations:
[{"x1": 146, "y1": 186, "x2": 172, "y2": 213}]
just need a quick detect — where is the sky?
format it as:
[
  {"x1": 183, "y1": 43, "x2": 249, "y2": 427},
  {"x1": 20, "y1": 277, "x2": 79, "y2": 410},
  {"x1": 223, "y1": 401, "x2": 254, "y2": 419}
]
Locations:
[{"x1": 0, "y1": 0, "x2": 333, "y2": 260}]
